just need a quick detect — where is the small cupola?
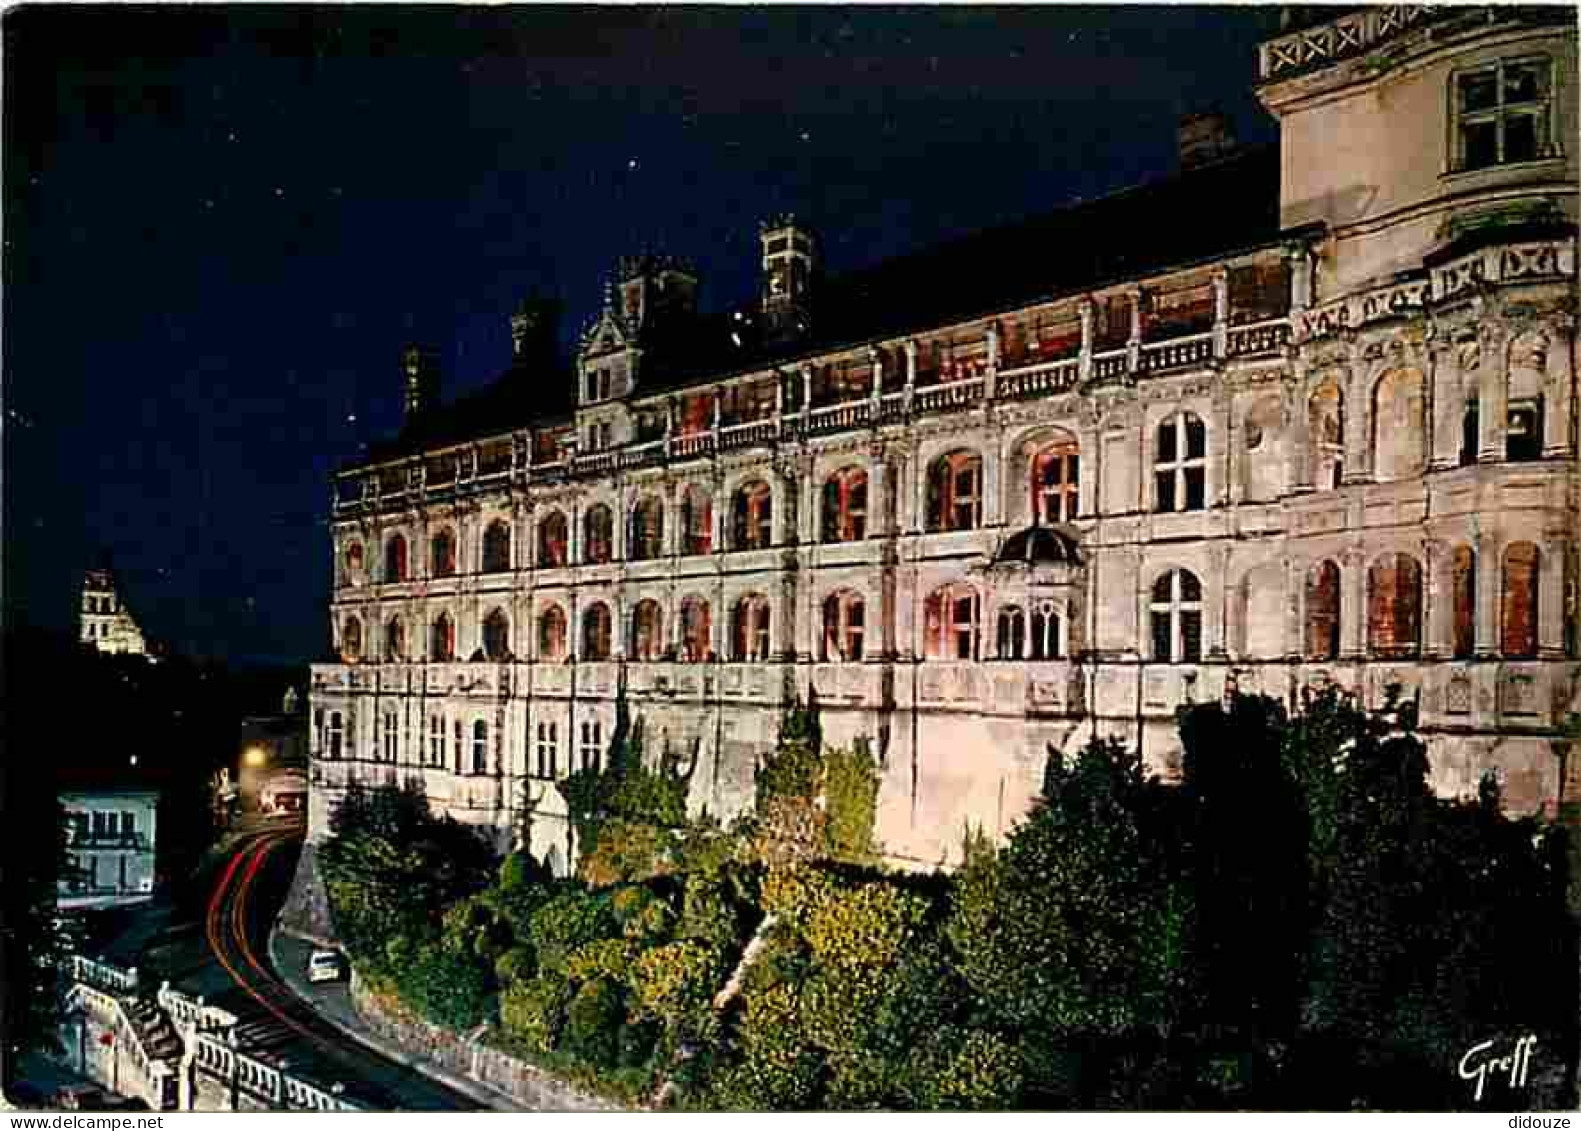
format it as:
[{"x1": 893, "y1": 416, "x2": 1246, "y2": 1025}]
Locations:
[
  {"x1": 759, "y1": 214, "x2": 818, "y2": 346},
  {"x1": 401, "y1": 344, "x2": 441, "y2": 425}
]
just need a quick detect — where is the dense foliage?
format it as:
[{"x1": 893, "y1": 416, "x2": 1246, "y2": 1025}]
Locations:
[{"x1": 320, "y1": 687, "x2": 1579, "y2": 1111}]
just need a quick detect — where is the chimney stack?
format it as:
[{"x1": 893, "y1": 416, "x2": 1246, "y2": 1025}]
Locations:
[
  {"x1": 1177, "y1": 110, "x2": 1237, "y2": 170},
  {"x1": 402, "y1": 344, "x2": 441, "y2": 425},
  {"x1": 510, "y1": 295, "x2": 561, "y2": 368}
]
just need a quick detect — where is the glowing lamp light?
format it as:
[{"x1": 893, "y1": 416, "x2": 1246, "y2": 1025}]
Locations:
[{"x1": 243, "y1": 747, "x2": 268, "y2": 768}]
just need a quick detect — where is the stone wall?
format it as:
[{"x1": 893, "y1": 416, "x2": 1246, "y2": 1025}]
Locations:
[{"x1": 348, "y1": 972, "x2": 619, "y2": 1111}]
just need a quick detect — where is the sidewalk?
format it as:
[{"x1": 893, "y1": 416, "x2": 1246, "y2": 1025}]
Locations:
[{"x1": 267, "y1": 928, "x2": 531, "y2": 1112}]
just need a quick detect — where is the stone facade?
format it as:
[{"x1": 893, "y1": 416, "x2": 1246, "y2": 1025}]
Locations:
[
  {"x1": 59, "y1": 789, "x2": 159, "y2": 909},
  {"x1": 309, "y1": 8, "x2": 1580, "y2": 870},
  {"x1": 80, "y1": 566, "x2": 147, "y2": 656}
]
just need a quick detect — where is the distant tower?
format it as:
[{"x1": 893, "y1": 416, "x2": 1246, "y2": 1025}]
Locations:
[
  {"x1": 80, "y1": 564, "x2": 147, "y2": 656},
  {"x1": 759, "y1": 215, "x2": 818, "y2": 346},
  {"x1": 401, "y1": 345, "x2": 441, "y2": 425},
  {"x1": 509, "y1": 295, "x2": 562, "y2": 370}
]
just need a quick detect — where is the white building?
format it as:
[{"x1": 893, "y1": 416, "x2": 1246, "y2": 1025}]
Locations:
[
  {"x1": 60, "y1": 787, "x2": 160, "y2": 909},
  {"x1": 310, "y1": 8, "x2": 1580, "y2": 871},
  {"x1": 80, "y1": 566, "x2": 147, "y2": 657}
]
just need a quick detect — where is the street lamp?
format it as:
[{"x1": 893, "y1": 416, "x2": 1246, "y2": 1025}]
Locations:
[{"x1": 243, "y1": 746, "x2": 268, "y2": 769}]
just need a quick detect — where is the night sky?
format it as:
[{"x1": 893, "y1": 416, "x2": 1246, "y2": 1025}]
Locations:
[{"x1": 3, "y1": 5, "x2": 1279, "y2": 665}]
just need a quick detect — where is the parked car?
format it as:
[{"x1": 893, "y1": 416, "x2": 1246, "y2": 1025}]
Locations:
[{"x1": 307, "y1": 949, "x2": 346, "y2": 983}]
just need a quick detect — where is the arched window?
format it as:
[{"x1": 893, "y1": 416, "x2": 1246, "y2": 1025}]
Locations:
[
  {"x1": 679, "y1": 597, "x2": 711, "y2": 662},
  {"x1": 472, "y1": 720, "x2": 488, "y2": 775},
  {"x1": 482, "y1": 608, "x2": 511, "y2": 661},
  {"x1": 428, "y1": 715, "x2": 444, "y2": 767},
  {"x1": 924, "y1": 584, "x2": 980, "y2": 660},
  {"x1": 1154, "y1": 414, "x2": 1207, "y2": 512},
  {"x1": 631, "y1": 497, "x2": 665, "y2": 561},
  {"x1": 821, "y1": 467, "x2": 868, "y2": 543},
  {"x1": 1031, "y1": 436, "x2": 1080, "y2": 524},
  {"x1": 732, "y1": 595, "x2": 772, "y2": 661},
  {"x1": 996, "y1": 605, "x2": 1026, "y2": 660},
  {"x1": 430, "y1": 528, "x2": 457, "y2": 577},
  {"x1": 385, "y1": 617, "x2": 406, "y2": 662},
  {"x1": 382, "y1": 713, "x2": 398, "y2": 762},
  {"x1": 538, "y1": 511, "x2": 568, "y2": 568},
  {"x1": 822, "y1": 591, "x2": 866, "y2": 662},
  {"x1": 342, "y1": 617, "x2": 363, "y2": 663},
  {"x1": 1371, "y1": 369, "x2": 1426, "y2": 482},
  {"x1": 327, "y1": 712, "x2": 344, "y2": 760},
  {"x1": 583, "y1": 603, "x2": 612, "y2": 661},
  {"x1": 1508, "y1": 332, "x2": 1546, "y2": 462},
  {"x1": 431, "y1": 612, "x2": 456, "y2": 661},
  {"x1": 1309, "y1": 382, "x2": 1345, "y2": 490},
  {"x1": 345, "y1": 541, "x2": 365, "y2": 584},
  {"x1": 732, "y1": 480, "x2": 773, "y2": 550},
  {"x1": 926, "y1": 451, "x2": 983, "y2": 532},
  {"x1": 1367, "y1": 553, "x2": 1423, "y2": 657},
  {"x1": 482, "y1": 520, "x2": 511, "y2": 573},
  {"x1": 384, "y1": 533, "x2": 409, "y2": 582},
  {"x1": 681, "y1": 486, "x2": 713, "y2": 555},
  {"x1": 630, "y1": 599, "x2": 664, "y2": 661},
  {"x1": 1452, "y1": 545, "x2": 1476, "y2": 658},
  {"x1": 1150, "y1": 569, "x2": 1203, "y2": 663},
  {"x1": 583, "y1": 504, "x2": 614, "y2": 564},
  {"x1": 1029, "y1": 602, "x2": 1063, "y2": 660},
  {"x1": 538, "y1": 605, "x2": 568, "y2": 661},
  {"x1": 1501, "y1": 542, "x2": 1540, "y2": 658},
  {"x1": 1306, "y1": 560, "x2": 1341, "y2": 660}
]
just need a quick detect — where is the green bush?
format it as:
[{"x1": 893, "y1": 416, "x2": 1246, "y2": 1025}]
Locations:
[
  {"x1": 529, "y1": 891, "x2": 617, "y2": 974},
  {"x1": 500, "y1": 850, "x2": 550, "y2": 891},
  {"x1": 399, "y1": 942, "x2": 493, "y2": 1031},
  {"x1": 631, "y1": 940, "x2": 723, "y2": 1027},
  {"x1": 916, "y1": 1028, "x2": 1024, "y2": 1110},
  {"x1": 563, "y1": 977, "x2": 626, "y2": 1067},
  {"x1": 501, "y1": 973, "x2": 574, "y2": 1053},
  {"x1": 617, "y1": 1018, "x2": 661, "y2": 1069},
  {"x1": 680, "y1": 878, "x2": 742, "y2": 947},
  {"x1": 805, "y1": 881, "x2": 927, "y2": 973},
  {"x1": 565, "y1": 937, "x2": 637, "y2": 984},
  {"x1": 494, "y1": 945, "x2": 535, "y2": 987}
]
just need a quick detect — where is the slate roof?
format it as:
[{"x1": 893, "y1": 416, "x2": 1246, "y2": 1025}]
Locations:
[{"x1": 355, "y1": 142, "x2": 1282, "y2": 469}]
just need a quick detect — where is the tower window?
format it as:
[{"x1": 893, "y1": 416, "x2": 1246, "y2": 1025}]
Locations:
[
  {"x1": 1150, "y1": 569, "x2": 1203, "y2": 663},
  {"x1": 1453, "y1": 58, "x2": 1554, "y2": 172}
]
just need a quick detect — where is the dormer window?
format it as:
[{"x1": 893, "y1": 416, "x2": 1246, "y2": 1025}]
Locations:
[
  {"x1": 1453, "y1": 59, "x2": 1555, "y2": 173},
  {"x1": 584, "y1": 367, "x2": 614, "y2": 403}
]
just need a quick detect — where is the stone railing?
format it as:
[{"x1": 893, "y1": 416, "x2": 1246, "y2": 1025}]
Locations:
[
  {"x1": 1258, "y1": 6, "x2": 1431, "y2": 81},
  {"x1": 1140, "y1": 331, "x2": 1215, "y2": 374},
  {"x1": 913, "y1": 377, "x2": 984, "y2": 416},
  {"x1": 718, "y1": 418, "x2": 778, "y2": 450},
  {"x1": 1226, "y1": 317, "x2": 1290, "y2": 356},
  {"x1": 996, "y1": 357, "x2": 1080, "y2": 400},
  {"x1": 156, "y1": 984, "x2": 237, "y2": 1035},
  {"x1": 73, "y1": 954, "x2": 140, "y2": 995},
  {"x1": 187, "y1": 1028, "x2": 364, "y2": 1112}
]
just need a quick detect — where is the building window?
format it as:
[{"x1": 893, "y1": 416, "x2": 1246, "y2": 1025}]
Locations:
[
  {"x1": 583, "y1": 603, "x2": 613, "y2": 661},
  {"x1": 384, "y1": 534, "x2": 409, "y2": 583},
  {"x1": 342, "y1": 617, "x2": 363, "y2": 664},
  {"x1": 924, "y1": 585, "x2": 980, "y2": 660},
  {"x1": 1506, "y1": 399, "x2": 1544, "y2": 462},
  {"x1": 631, "y1": 497, "x2": 665, "y2": 560},
  {"x1": 583, "y1": 504, "x2": 614, "y2": 564},
  {"x1": 1032, "y1": 439, "x2": 1080, "y2": 524},
  {"x1": 538, "y1": 605, "x2": 568, "y2": 661},
  {"x1": 681, "y1": 486, "x2": 713, "y2": 555},
  {"x1": 1150, "y1": 569, "x2": 1204, "y2": 663},
  {"x1": 483, "y1": 609, "x2": 511, "y2": 661},
  {"x1": 345, "y1": 541, "x2": 365, "y2": 583},
  {"x1": 1453, "y1": 58, "x2": 1554, "y2": 173},
  {"x1": 383, "y1": 713, "x2": 398, "y2": 762},
  {"x1": 926, "y1": 451, "x2": 983, "y2": 532},
  {"x1": 1367, "y1": 553, "x2": 1423, "y2": 658},
  {"x1": 1372, "y1": 369, "x2": 1426, "y2": 482},
  {"x1": 1451, "y1": 545, "x2": 1476, "y2": 658},
  {"x1": 538, "y1": 511, "x2": 569, "y2": 568},
  {"x1": 1501, "y1": 542, "x2": 1540, "y2": 658},
  {"x1": 579, "y1": 720, "x2": 603, "y2": 772},
  {"x1": 536, "y1": 721, "x2": 558, "y2": 779},
  {"x1": 680, "y1": 597, "x2": 712, "y2": 662},
  {"x1": 821, "y1": 467, "x2": 869, "y2": 543},
  {"x1": 822, "y1": 591, "x2": 866, "y2": 662},
  {"x1": 482, "y1": 521, "x2": 512, "y2": 573},
  {"x1": 431, "y1": 528, "x2": 457, "y2": 577},
  {"x1": 732, "y1": 594, "x2": 772, "y2": 661},
  {"x1": 630, "y1": 599, "x2": 664, "y2": 661},
  {"x1": 732, "y1": 480, "x2": 773, "y2": 550},
  {"x1": 996, "y1": 605, "x2": 1026, "y2": 659},
  {"x1": 431, "y1": 613, "x2": 456, "y2": 661},
  {"x1": 1029, "y1": 602, "x2": 1063, "y2": 660},
  {"x1": 385, "y1": 617, "x2": 406, "y2": 661},
  {"x1": 328, "y1": 712, "x2": 344, "y2": 760},
  {"x1": 472, "y1": 720, "x2": 489, "y2": 775},
  {"x1": 1306, "y1": 560, "x2": 1341, "y2": 660},
  {"x1": 429, "y1": 715, "x2": 445, "y2": 767},
  {"x1": 1154, "y1": 414, "x2": 1207, "y2": 512},
  {"x1": 454, "y1": 719, "x2": 464, "y2": 774},
  {"x1": 1461, "y1": 399, "x2": 1480, "y2": 466}
]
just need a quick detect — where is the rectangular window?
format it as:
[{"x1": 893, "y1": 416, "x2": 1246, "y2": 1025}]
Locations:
[
  {"x1": 1180, "y1": 611, "x2": 1203, "y2": 663},
  {"x1": 1184, "y1": 467, "x2": 1206, "y2": 511},
  {"x1": 1454, "y1": 59, "x2": 1553, "y2": 172},
  {"x1": 1506, "y1": 400, "x2": 1543, "y2": 461},
  {"x1": 1155, "y1": 471, "x2": 1176, "y2": 512},
  {"x1": 122, "y1": 811, "x2": 136, "y2": 838},
  {"x1": 579, "y1": 721, "x2": 602, "y2": 772}
]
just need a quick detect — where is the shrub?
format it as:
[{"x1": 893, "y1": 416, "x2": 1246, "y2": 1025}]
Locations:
[
  {"x1": 618, "y1": 1018, "x2": 661, "y2": 1069},
  {"x1": 631, "y1": 940, "x2": 723, "y2": 1028},
  {"x1": 500, "y1": 850, "x2": 550, "y2": 891},
  {"x1": 679, "y1": 878, "x2": 743, "y2": 947},
  {"x1": 805, "y1": 881, "x2": 928, "y2": 973},
  {"x1": 494, "y1": 945, "x2": 535, "y2": 987},
  {"x1": 912, "y1": 1028, "x2": 1024, "y2": 1110},
  {"x1": 563, "y1": 977, "x2": 626, "y2": 1067},
  {"x1": 501, "y1": 973, "x2": 574, "y2": 1053},
  {"x1": 399, "y1": 942, "x2": 493, "y2": 1031},
  {"x1": 565, "y1": 937, "x2": 638, "y2": 984},
  {"x1": 529, "y1": 891, "x2": 617, "y2": 974}
]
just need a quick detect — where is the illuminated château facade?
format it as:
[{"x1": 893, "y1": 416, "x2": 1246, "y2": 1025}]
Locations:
[{"x1": 310, "y1": 7, "x2": 1580, "y2": 870}]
